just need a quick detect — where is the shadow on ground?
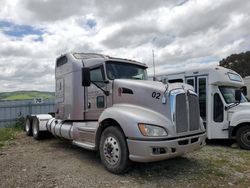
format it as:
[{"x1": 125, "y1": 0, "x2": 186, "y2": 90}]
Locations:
[
  {"x1": 47, "y1": 137, "x2": 208, "y2": 180},
  {"x1": 206, "y1": 138, "x2": 236, "y2": 147}
]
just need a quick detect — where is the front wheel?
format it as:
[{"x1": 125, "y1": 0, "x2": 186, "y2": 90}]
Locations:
[
  {"x1": 99, "y1": 126, "x2": 131, "y2": 174},
  {"x1": 236, "y1": 126, "x2": 250, "y2": 150}
]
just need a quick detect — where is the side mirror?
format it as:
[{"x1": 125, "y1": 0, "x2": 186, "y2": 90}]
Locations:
[
  {"x1": 241, "y1": 86, "x2": 247, "y2": 96},
  {"x1": 82, "y1": 67, "x2": 91, "y2": 87},
  {"x1": 235, "y1": 89, "x2": 242, "y2": 102}
]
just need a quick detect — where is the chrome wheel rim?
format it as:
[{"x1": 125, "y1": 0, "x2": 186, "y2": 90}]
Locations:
[
  {"x1": 103, "y1": 136, "x2": 120, "y2": 165},
  {"x1": 25, "y1": 120, "x2": 30, "y2": 132},
  {"x1": 33, "y1": 120, "x2": 38, "y2": 136}
]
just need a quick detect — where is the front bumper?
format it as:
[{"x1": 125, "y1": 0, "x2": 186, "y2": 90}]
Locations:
[{"x1": 127, "y1": 132, "x2": 206, "y2": 162}]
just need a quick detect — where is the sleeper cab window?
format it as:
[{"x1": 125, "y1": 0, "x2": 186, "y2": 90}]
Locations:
[{"x1": 56, "y1": 56, "x2": 68, "y2": 67}]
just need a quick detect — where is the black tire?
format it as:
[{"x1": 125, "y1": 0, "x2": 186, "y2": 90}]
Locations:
[
  {"x1": 99, "y1": 126, "x2": 131, "y2": 174},
  {"x1": 32, "y1": 118, "x2": 42, "y2": 140},
  {"x1": 236, "y1": 126, "x2": 250, "y2": 150},
  {"x1": 25, "y1": 118, "x2": 33, "y2": 136}
]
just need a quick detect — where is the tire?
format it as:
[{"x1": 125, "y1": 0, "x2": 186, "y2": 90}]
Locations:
[
  {"x1": 99, "y1": 126, "x2": 131, "y2": 174},
  {"x1": 236, "y1": 126, "x2": 250, "y2": 150},
  {"x1": 32, "y1": 118, "x2": 42, "y2": 140},
  {"x1": 25, "y1": 118, "x2": 33, "y2": 136}
]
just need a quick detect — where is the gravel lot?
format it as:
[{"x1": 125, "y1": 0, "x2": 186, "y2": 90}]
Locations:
[{"x1": 0, "y1": 133, "x2": 250, "y2": 188}]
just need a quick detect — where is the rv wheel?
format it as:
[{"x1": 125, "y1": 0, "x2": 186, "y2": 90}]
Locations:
[
  {"x1": 99, "y1": 126, "x2": 131, "y2": 174},
  {"x1": 236, "y1": 126, "x2": 250, "y2": 150}
]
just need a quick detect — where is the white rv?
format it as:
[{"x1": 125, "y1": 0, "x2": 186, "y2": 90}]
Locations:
[
  {"x1": 154, "y1": 66, "x2": 250, "y2": 150},
  {"x1": 243, "y1": 76, "x2": 250, "y2": 100}
]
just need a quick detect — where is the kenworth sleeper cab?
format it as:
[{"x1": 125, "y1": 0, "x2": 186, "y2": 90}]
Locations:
[{"x1": 25, "y1": 53, "x2": 206, "y2": 173}]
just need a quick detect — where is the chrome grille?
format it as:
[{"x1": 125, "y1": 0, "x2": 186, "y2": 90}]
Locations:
[
  {"x1": 175, "y1": 94, "x2": 188, "y2": 133},
  {"x1": 188, "y1": 94, "x2": 200, "y2": 131},
  {"x1": 173, "y1": 91, "x2": 200, "y2": 134}
]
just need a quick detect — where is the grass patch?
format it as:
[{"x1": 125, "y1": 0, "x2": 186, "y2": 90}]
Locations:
[
  {"x1": 212, "y1": 158, "x2": 228, "y2": 166},
  {"x1": 0, "y1": 127, "x2": 22, "y2": 148},
  {"x1": 0, "y1": 128, "x2": 18, "y2": 141},
  {"x1": 0, "y1": 90, "x2": 55, "y2": 101},
  {"x1": 0, "y1": 119, "x2": 23, "y2": 148}
]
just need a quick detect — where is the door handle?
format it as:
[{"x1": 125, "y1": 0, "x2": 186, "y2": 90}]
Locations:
[{"x1": 88, "y1": 102, "x2": 91, "y2": 108}]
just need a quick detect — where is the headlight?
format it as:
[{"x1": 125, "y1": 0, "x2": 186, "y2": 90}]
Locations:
[{"x1": 138, "y1": 123, "x2": 168, "y2": 137}]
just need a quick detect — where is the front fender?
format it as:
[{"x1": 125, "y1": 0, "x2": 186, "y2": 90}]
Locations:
[
  {"x1": 230, "y1": 109, "x2": 250, "y2": 127},
  {"x1": 98, "y1": 104, "x2": 174, "y2": 139}
]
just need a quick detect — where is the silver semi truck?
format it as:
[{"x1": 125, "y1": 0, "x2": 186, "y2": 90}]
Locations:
[{"x1": 25, "y1": 53, "x2": 206, "y2": 174}]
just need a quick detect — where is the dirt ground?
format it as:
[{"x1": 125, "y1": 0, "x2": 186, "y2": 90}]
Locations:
[{"x1": 0, "y1": 133, "x2": 250, "y2": 188}]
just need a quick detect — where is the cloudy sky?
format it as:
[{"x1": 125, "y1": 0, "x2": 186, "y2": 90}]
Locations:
[{"x1": 0, "y1": 0, "x2": 250, "y2": 92}]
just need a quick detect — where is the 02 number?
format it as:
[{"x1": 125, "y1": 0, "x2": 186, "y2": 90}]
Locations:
[{"x1": 152, "y1": 92, "x2": 161, "y2": 99}]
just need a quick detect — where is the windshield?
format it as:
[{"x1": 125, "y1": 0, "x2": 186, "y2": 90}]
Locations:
[
  {"x1": 106, "y1": 61, "x2": 148, "y2": 80},
  {"x1": 219, "y1": 86, "x2": 247, "y2": 104}
]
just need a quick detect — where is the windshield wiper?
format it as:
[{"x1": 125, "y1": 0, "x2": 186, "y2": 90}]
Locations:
[{"x1": 225, "y1": 102, "x2": 240, "y2": 110}]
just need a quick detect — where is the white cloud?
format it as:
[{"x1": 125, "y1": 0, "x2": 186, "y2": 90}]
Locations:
[{"x1": 0, "y1": 0, "x2": 250, "y2": 92}]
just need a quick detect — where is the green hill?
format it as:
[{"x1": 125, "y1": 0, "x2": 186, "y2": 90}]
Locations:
[{"x1": 0, "y1": 91, "x2": 55, "y2": 101}]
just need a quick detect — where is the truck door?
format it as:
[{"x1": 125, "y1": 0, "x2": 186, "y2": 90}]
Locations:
[
  {"x1": 209, "y1": 87, "x2": 228, "y2": 139},
  {"x1": 85, "y1": 66, "x2": 107, "y2": 120}
]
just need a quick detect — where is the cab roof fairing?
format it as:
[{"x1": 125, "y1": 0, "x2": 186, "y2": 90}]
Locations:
[{"x1": 70, "y1": 52, "x2": 147, "y2": 68}]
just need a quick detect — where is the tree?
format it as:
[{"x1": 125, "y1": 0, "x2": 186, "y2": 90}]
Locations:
[{"x1": 219, "y1": 51, "x2": 250, "y2": 78}]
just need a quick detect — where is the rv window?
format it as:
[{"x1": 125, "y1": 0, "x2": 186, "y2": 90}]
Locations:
[
  {"x1": 168, "y1": 79, "x2": 183, "y2": 83},
  {"x1": 187, "y1": 79, "x2": 194, "y2": 87},
  {"x1": 228, "y1": 73, "x2": 242, "y2": 82},
  {"x1": 198, "y1": 77, "x2": 207, "y2": 120},
  {"x1": 213, "y1": 93, "x2": 223, "y2": 122}
]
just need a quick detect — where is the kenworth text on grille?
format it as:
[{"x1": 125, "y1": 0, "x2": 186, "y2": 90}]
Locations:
[{"x1": 25, "y1": 53, "x2": 206, "y2": 174}]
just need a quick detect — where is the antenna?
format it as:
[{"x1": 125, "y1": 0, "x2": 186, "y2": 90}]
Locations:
[{"x1": 152, "y1": 50, "x2": 156, "y2": 81}]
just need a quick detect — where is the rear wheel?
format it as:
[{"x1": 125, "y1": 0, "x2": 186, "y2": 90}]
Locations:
[
  {"x1": 32, "y1": 118, "x2": 42, "y2": 140},
  {"x1": 99, "y1": 126, "x2": 131, "y2": 174},
  {"x1": 236, "y1": 126, "x2": 250, "y2": 150},
  {"x1": 25, "y1": 118, "x2": 33, "y2": 136}
]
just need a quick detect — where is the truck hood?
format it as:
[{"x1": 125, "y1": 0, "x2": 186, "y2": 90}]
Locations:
[
  {"x1": 228, "y1": 102, "x2": 250, "y2": 126},
  {"x1": 228, "y1": 102, "x2": 250, "y2": 113},
  {"x1": 112, "y1": 79, "x2": 193, "y2": 117}
]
